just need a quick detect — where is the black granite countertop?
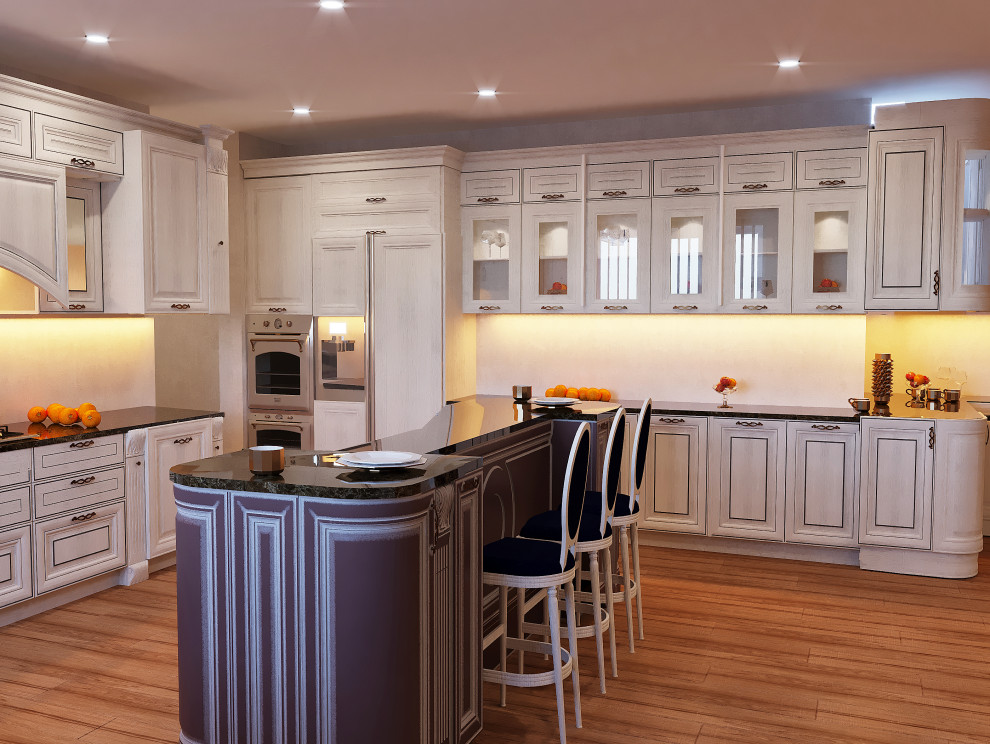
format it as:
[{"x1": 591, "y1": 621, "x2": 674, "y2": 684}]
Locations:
[
  {"x1": 625, "y1": 398, "x2": 860, "y2": 422},
  {"x1": 865, "y1": 394, "x2": 986, "y2": 421},
  {"x1": 0, "y1": 406, "x2": 222, "y2": 453}
]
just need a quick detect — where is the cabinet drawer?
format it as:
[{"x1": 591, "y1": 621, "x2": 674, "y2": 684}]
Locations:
[
  {"x1": 0, "y1": 104, "x2": 31, "y2": 158},
  {"x1": 312, "y1": 167, "x2": 440, "y2": 206},
  {"x1": 34, "y1": 502, "x2": 125, "y2": 594},
  {"x1": 33, "y1": 434, "x2": 124, "y2": 480},
  {"x1": 0, "y1": 449, "x2": 31, "y2": 488},
  {"x1": 653, "y1": 157, "x2": 720, "y2": 196},
  {"x1": 34, "y1": 466, "x2": 124, "y2": 520},
  {"x1": 0, "y1": 525, "x2": 32, "y2": 609},
  {"x1": 0, "y1": 486, "x2": 31, "y2": 529},
  {"x1": 587, "y1": 161, "x2": 650, "y2": 199},
  {"x1": 312, "y1": 202, "x2": 441, "y2": 234},
  {"x1": 796, "y1": 148, "x2": 868, "y2": 189},
  {"x1": 33, "y1": 114, "x2": 124, "y2": 175},
  {"x1": 461, "y1": 169, "x2": 519, "y2": 204},
  {"x1": 724, "y1": 153, "x2": 794, "y2": 192},
  {"x1": 523, "y1": 166, "x2": 582, "y2": 202}
]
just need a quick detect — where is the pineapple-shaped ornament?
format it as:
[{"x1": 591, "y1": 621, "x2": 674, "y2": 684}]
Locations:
[{"x1": 872, "y1": 353, "x2": 893, "y2": 405}]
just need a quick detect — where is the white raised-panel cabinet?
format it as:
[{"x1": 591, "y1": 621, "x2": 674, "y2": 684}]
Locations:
[
  {"x1": 314, "y1": 401, "x2": 368, "y2": 450},
  {"x1": 942, "y1": 150, "x2": 990, "y2": 311},
  {"x1": 146, "y1": 419, "x2": 211, "y2": 558},
  {"x1": 785, "y1": 421, "x2": 859, "y2": 547},
  {"x1": 642, "y1": 415, "x2": 708, "y2": 534},
  {"x1": 33, "y1": 114, "x2": 124, "y2": 177},
  {"x1": 245, "y1": 176, "x2": 313, "y2": 314},
  {"x1": 312, "y1": 168, "x2": 441, "y2": 235},
  {"x1": 796, "y1": 148, "x2": 868, "y2": 189},
  {"x1": 859, "y1": 418, "x2": 934, "y2": 549},
  {"x1": 0, "y1": 155, "x2": 68, "y2": 307},
  {"x1": 721, "y1": 191, "x2": 794, "y2": 313},
  {"x1": 522, "y1": 166, "x2": 582, "y2": 202},
  {"x1": 724, "y1": 153, "x2": 794, "y2": 193},
  {"x1": 931, "y1": 418, "x2": 986, "y2": 561},
  {"x1": 651, "y1": 195, "x2": 720, "y2": 313},
  {"x1": 41, "y1": 180, "x2": 104, "y2": 312},
  {"x1": 0, "y1": 486, "x2": 30, "y2": 530},
  {"x1": 584, "y1": 198, "x2": 650, "y2": 313},
  {"x1": 0, "y1": 526, "x2": 32, "y2": 608},
  {"x1": 521, "y1": 201, "x2": 583, "y2": 312},
  {"x1": 461, "y1": 170, "x2": 519, "y2": 205},
  {"x1": 34, "y1": 503, "x2": 125, "y2": 594},
  {"x1": 707, "y1": 418, "x2": 787, "y2": 541},
  {"x1": 791, "y1": 188, "x2": 866, "y2": 314},
  {"x1": 0, "y1": 104, "x2": 31, "y2": 158},
  {"x1": 653, "y1": 157, "x2": 720, "y2": 196},
  {"x1": 586, "y1": 161, "x2": 650, "y2": 199},
  {"x1": 462, "y1": 204, "x2": 522, "y2": 313},
  {"x1": 865, "y1": 128, "x2": 944, "y2": 310},
  {"x1": 205, "y1": 157, "x2": 230, "y2": 314},
  {"x1": 313, "y1": 234, "x2": 367, "y2": 316}
]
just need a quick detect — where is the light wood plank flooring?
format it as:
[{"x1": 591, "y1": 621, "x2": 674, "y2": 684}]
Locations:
[{"x1": 1, "y1": 546, "x2": 988, "y2": 743}]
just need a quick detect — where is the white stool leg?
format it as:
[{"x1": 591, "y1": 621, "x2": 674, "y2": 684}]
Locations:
[
  {"x1": 619, "y1": 524, "x2": 635, "y2": 653},
  {"x1": 603, "y1": 545, "x2": 618, "y2": 678},
  {"x1": 516, "y1": 587, "x2": 526, "y2": 674},
  {"x1": 547, "y1": 586, "x2": 567, "y2": 744},
  {"x1": 563, "y1": 580, "x2": 582, "y2": 729},
  {"x1": 588, "y1": 549, "x2": 606, "y2": 694},
  {"x1": 632, "y1": 523, "x2": 645, "y2": 641},
  {"x1": 499, "y1": 585, "x2": 508, "y2": 707}
]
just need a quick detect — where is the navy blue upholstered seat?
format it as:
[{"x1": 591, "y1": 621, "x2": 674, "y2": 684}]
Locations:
[
  {"x1": 612, "y1": 495, "x2": 640, "y2": 519},
  {"x1": 483, "y1": 536, "x2": 576, "y2": 577},
  {"x1": 519, "y1": 497, "x2": 614, "y2": 543}
]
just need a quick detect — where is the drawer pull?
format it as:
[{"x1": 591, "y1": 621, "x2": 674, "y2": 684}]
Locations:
[
  {"x1": 69, "y1": 476, "x2": 97, "y2": 486},
  {"x1": 540, "y1": 305, "x2": 564, "y2": 311},
  {"x1": 656, "y1": 417, "x2": 685, "y2": 424},
  {"x1": 71, "y1": 511, "x2": 98, "y2": 522},
  {"x1": 366, "y1": 230, "x2": 387, "y2": 236},
  {"x1": 365, "y1": 196, "x2": 387, "y2": 203},
  {"x1": 602, "y1": 190, "x2": 628, "y2": 197},
  {"x1": 69, "y1": 440, "x2": 95, "y2": 449},
  {"x1": 742, "y1": 305, "x2": 768, "y2": 311},
  {"x1": 673, "y1": 186, "x2": 701, "y2": 194},
  {"x1": 541, "y1": 193, "x2": 565, "y2": 200},
  {"x1": 929, "y1": 426, "x2": 935, "y2": 450},
  {"x1": 604, "y1": 305, "x2": 628, "y2": 311},
  {"x1": 735, "y1": 421, "x2": 763, "y2": 427},
  {"x1": 68, "y1": 304, "x2": 86, "y2": 310},
  {"x1": 69, "y1": 157, "x2": 96, "y2": 168},
  {"x1": 672, "y1": 305, "x2": 698, "y2": 311},
  {"x1": 811, "y1": 424, "x2": 840, "y2": 431},
  {"x1": 170, "y1": 303, "x2": 191, "y2": 310},
  {"x1": 933, "y1": 269, "x2": 940, "y2": 296},
  {"x1": 268, "y1": 307, "x2": 287, "y2": 312},
  {"x1": 816, "y1": 304, "x2": 843, "y2": 311},
  {"x1": 818, "y1": 179, "x2": 847, "y2": 187},
  {"x1": 477, "y1": 197, "x2": 500, "y2": 203},
  {"x1": 173, "y1": 436, "x2": 194, "y2": 445},
  {"x1": 478, "y1": 305, "x2": 501, "y2": 311},
  {"x1": 742, "y1": 183, "x2": 769, "y2": 190}
]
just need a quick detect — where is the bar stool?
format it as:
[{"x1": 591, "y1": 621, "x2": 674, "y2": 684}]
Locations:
[
  {"x1": 518, "y1": 409, "x2": 626, "y2": 693},
  {"x1": 612, "y1": 398, "x2": 652, "y2": 652},
  {"x1": 481, "y1": 422, "x2": 591, "y2": 744}
]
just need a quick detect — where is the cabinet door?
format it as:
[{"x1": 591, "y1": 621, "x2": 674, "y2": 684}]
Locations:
[
  {"x1": 642, "y1": 415, "x2": 708, "y2": 534},
  {"x1": 651, "y1": 195, "x2": 720, "y2": 313},
  {"x1": 245, "y1": 176, "x2": 313, "y2": 314},
  {"x1": 653, "y1": 157, "x2": 720, "y2": 196},
  {"x1": 372, "y1": 234, "x2": 444, "y2": 439},
  {"x1": 521, "y1": 201, "x2": 583, "y2": 312},
  {"x1": 455, "y1": 473, "x2": 482, "y2": 743},
  {"x1": 791, "y1": 188, "x2": 866, "y2": 314},
  {"x1": 859, "y1": 419, "x2": 934, "y2": 549},
  {"x1": 313, "y1": 234, "x2": 367, "y2": 316},
  {"x1": 522, "y1": 166, "x2": 581, "y2": 202},
  {"x1": 796, "y1": 148, "x2": 868, "y2": 189},
  {"x1": 586, "y1": 161, "x2": 650, "y2": 199},
  {"x1": 865, "y1": 127, "x2": 943, "y2": 310},
  {"x1": 207, "y1": 169, "x2": 230, "y2": 314},
  {"x1": 941, "y1": 150, "x2": 990, "y2": 311},
  {"x1": 724, "y1": 153, "x2": 794, "y2": 193},
  {"x1": 461, "y1": 169, "x2": 519, "y2": 205},
  {"x1": 41, "y1": 180, "x2": 104, "y2": 312},
  {"x1": 142, "y1": 134, "x2": 209, "y2": 312},
  {"x1": 0, "y1": 525, "x2": 32, "y2": 608},
  {"x1": 312, "y1": 168, "x2": 441, "y2": 234},
  {"x1": 0, "y1": 104, "x2": 31, "y2": 158},
  {"x1": 33, "y1": 114, "x2": 124, "y2": 176},
  {"x1": 0, "y1": 154, "x2": 68, "y2": 307},
  {"x1": 584, "y1": 198, "x2": 651, "y2": 313},
  {"x1": 34, "y1": 502, "x2": 125, "y2": 594},
  {"x1": 314, "y1": 400, "x2": 368, "y2": 450},
  {"x1": 708, "y1": 418, "x2": 787, "y2": 540},
  {"x1": 785, "y1": 422, "x2": 859, "y2": 546},
  {"x1": 462, "y1": 204, "x2": 522, "y2": 313},
  {"x1": 721, "y1": 192, "x2": 794, "y2": 313},
  {"x1": 0, "y1": 486, "x2": 31, "y2": 530},
  {"x1": 147, "y1": 420, "x2": 211, "y2": 558}
]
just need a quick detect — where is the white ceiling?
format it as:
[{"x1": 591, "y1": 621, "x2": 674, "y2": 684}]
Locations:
[{"x1": 2, "y1": 0, "x2": 990, "y2": 149}]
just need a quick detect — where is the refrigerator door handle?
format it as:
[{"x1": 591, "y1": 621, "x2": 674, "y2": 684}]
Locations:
[{"x1": 366, "y1": 232, "x2": 376, "y2": 443}]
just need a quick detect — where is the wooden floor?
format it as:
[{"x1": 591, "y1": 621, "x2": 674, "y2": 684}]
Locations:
[{"x1": 0, "y1": 546, "x2": 988, "y2": 743}]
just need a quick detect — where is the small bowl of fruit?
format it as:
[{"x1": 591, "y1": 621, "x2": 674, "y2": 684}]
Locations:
[
  {"x1": 713, "y1": 377, "x2": 738, "y2": 408},
  {"x1": 905, "y1": 372, "x2": 930, "y2": 406}
]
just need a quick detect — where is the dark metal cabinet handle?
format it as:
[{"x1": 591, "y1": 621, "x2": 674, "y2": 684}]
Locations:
[
  {"x1": 365, "y1": 196, "x2": 387, "y2": 203},
  {"x1": 68, "y1": 304, "x2": 86, "y2": 310},
  {"x1": 735, "y1": 421, "x2": 763, "y2": 427},
  {"x1": 71, "y1": 511, "x2": 98, "y2": 522},
  {"x1": 541, "y1": 193, "x2": 565, "y2": 200},
  {"x1": 819, "y1": 179, "x2": 846, "y2": 187},
  {"x1": 366, "y1": 230, "x2": 386, "y2": 236},
  {"x1": 477, "y1": 197, "x2": 500, "y2": 203},
  {"x1": 816, "y1": 304, "x2": 843, "y2": 311},
  {"x1": 929, "y1": 427, "x2": 935, "y2": 449},
  {"x1": 70, "y1": 157, "x2": 96, "y2": 168},
  {"x1": 742, "y1": 183, "x2": 769, "y2": 190},
  {"x1": 811, "y1": 424, "x2": 840, "y2": 431},
  {"x1": 656, "y1": 417, "x2": 685, "y2": 424},
  {"x1": 218, "y1": 240, "x2": 224, "y2": 246},
  {"x1": 540, "y1": 305, "x2": 564, "y2": 311},
  {"x1": 173, "y1": 436, "x2": 194, "y2": 445},
  {"x1": 933, "y1": 270, "x2": 940, "y2": 296},
  {"x1": 672, "y1": 305, "x2": 699, "y2": 311},
  {"x1": 478, "y1": 305, "x2": 501, "y2": 311},
  {"x1": 70, "y1": 475, "x2": 97, "y2": 486},
  {"x1": 171, "y1": 303, "x2": 191, "y2": 310},
  {"x1": 268, "y1": 307, "x2": 287, "y2": 312},
  {"x1": 604, "y1": 305, "x2": 628, "y2": 311},
  {"x1": 602, "y1": 190, "x2": 628, "y2": 197},
  {"x1": 69, "y1": 440, "x2": 95, "y2": 449},
  {"x1": 673, "y1": 186, "x2": 701, "y2": 194},
  {"x1": 742, "y1": 305, "x2": 768, "y2": 310}
]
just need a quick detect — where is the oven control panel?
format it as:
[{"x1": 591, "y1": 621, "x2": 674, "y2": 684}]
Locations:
[{"x1": 246, "y1": 314, "x2": 312, "y2": 333}]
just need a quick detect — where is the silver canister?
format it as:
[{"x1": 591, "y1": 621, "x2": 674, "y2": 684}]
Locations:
[
  {"x1": 512, "y1": 385, "x2": 532, "y2": 401},
  {"x1": 943, "y1": 389, "x2": 961, "y2": 403},
  {"x1": 925, "y1": 388, "x2": 943, "y2": 404}
]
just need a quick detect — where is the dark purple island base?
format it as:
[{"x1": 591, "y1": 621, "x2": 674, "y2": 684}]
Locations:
[{"x1": 169, "y1": 396, "x2": 622, "y2": 744}]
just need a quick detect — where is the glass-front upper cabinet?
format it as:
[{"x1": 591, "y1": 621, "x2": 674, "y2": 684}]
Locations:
[
  {"x1": 942, "y1": 150, "x2": 990, "y2": 310},
  {"x1": 461, "y1": 204, "x2": 521, "y2": 313},
  {"x1": 791, "y1": 188, "x2": 866, "y2": 314},
  {"x1": 41, "y1": 180, "x2": 103, "y2": 312},
  {"x1": 584, "y1": 199, "x2": 650, "y2": 313},
  {"x1": 521, "y1": 201, "x2": 583, "y2": 313},
  {"x1": 721, "y1": 192, "x2": 793, "y2": 313},
  {"x1": 651, "y1": 195, "x2": 719, "y2": 313}
]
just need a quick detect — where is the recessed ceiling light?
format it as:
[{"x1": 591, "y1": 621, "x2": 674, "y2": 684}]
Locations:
[
  {"x1": 319, "y1": 0, "x2": 345, "y2": 9},
  {"x1": 478, "y1": 89, "x2": 497, "y2": 98},
  {"x1": 293, "y1": 107, "x2": 311, "y2": 115},
  {"x1": 778, "y1": 59, "x2": 800, "y2": 69},
  {"x1": 85, "y1": 33, "x2": 109, "y2": 44}
]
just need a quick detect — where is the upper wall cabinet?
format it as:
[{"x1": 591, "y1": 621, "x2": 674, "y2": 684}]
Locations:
[
  {"x1": 654, "y1": 157, "x2": 720, "y2": 196},
  {"x1": 312, "y1": 167, "x2": 441, "y2": 234},
  {"x1": 523, "y1": 166, "x2": 581, "y2": 202},
  {"x1": 586, "y1": 161, "x2": 650, "y2": 199},
  {"x1": 651, "y1": 195, "x2": 720, "y2": 313},
  {"x1": 584, "y1": 198, "x2": 651, "y2": 313},
  {"x1": 796, "y1": 148, "x2": 868, "y2": 189},
  {"x1": 0, "y1": 104, "x2": 31, "y2": 158},
  {"x1": 461, "y1": 169, "x2": 519, "y2": 205},
  {"x1": 462, "y1": 203, "x2": 522, "y2": 313},
  {"x1": 865, "y1": 127, "x2": 943, "y2": 310},
  {"x1": 521, "y1": 201, "x2": 583, "y2": 312},
  {"x1": 940, "y1": 149, "x2": 990, "y2": 311},
  {"x1": 40, "y1": 180, "x2": 103, "y2": 312},
  {"x1": 721, "y1": 191, "x2": 794, "y2": 313},
  {"x1": 723, "y1": 153, "x2": 794, "y2": 193},
  {"x1": 33, "y1": 114, "x2": 123, "y2": 177},
  {"x1": 313, "y1": 233, "x2": 367, "y2": 316}
]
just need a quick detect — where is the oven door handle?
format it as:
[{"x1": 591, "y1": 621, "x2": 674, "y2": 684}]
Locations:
[
  {"x1": 251, "y1": 422, "x2": 306, "y2": 432},
  {"x1": 249, "y1": 338, "x2": 306, "y2": 353}
]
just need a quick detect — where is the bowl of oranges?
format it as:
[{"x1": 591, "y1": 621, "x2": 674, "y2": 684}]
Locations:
[{"x1": 540, "y1": 384, "x2": 613, "y2": 403}]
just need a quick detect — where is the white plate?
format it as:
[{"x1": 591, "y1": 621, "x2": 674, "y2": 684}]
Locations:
[
  {"x1": 336, "y1": 450, "x2": 423, "y2": 466},
  {"x1": 532, "y1": 397, "x2": 580, "y2": 407},
  {"x1": 335, "y1": 456, "x2": 428, "y2": 470}
]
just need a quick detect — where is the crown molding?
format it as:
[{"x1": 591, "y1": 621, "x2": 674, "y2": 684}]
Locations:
[{"x1": 240, "y1": 145, "x2": 465, "y2": 179}]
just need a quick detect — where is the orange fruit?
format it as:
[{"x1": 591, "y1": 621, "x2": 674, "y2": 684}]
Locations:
[
  {"x1": 553, "y1": 384, "x2": 567, "y2": 397},
  {"x1": 586, "y1": 388, "x2": 601, "y2": 401},
  {"x1": 77, "y1": 402, "x2": 97, "y2": 415},
  {"x1": 565, "y1": 387, "x2": 579, "y2": 398},
  {"x1": 578, "y1": 387, "x2": 589, "y2": 400},
  {"x1": 545, "y1": 388, "x2": 555, "y2": 397},
  {"x1": 28, "y1": 406, "x2": 47, "y2": 423},
  {"x1": 58, "y1": 407, "x2": 80, "y2": 425},
  {"x1": 80, "y1": 409, "x2": 102, "y2": 428},
  {"x1": 599, "y1": 389, "x2": 612, "y2": 402},
  {"x1": 46, "y1": 403, "x2": 64, "y2": 422}
]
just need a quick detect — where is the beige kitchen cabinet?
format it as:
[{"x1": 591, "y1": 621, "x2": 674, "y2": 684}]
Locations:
[
  {"x1": 584, "y1": 198, "x2": 651, "y2": 313},
  {"x1": 941, "y1": 150, "x2": 990, "y2": 311},
  {"x1": 522, "y1": 166, "x2": 582, "y2": 202},
  {"x1": 707, "y1": 418, "x2": 787, "y2": 541},
  {"x1": 653, "y1": 157, "x2": 720, "y2": 197},
  {"x1": 462, "y1": 203, "x2": 522, "y2": 313},
  {"x1": 0, "y1": 525, "x2": 32, "y2": 608},
  {"x1": 33, "y1": 114, "x2": 123, "y2": 177},
  {"x1": 312, "y1": 167, "x2": 442, "y2": 235},
  {"x1": 0, "y1": 449, "x2": 31, "y2": 490},
  {"x1": 723, "y1": 153, "x2": 794, "y2": 193},
  {"x1": 0, "y1": 103, "x2": 31, "y2": 158},
  {"x1": 40, "y1": 180, "x2": 104, "y2": 312},
  {"x1": 796, "y1": 148, "x2": 868, "y2": 189},
  {"x1": 245, "y1": 175, "x2": 313, "y2": 314},
  {"x1": 586, "y1": 161, "x2": 650, "y2": 199},
  {"x1": 0, "y1": 486, "x2": 30, "y2": 530},
  {"x1": 785, "y1": 421, "x2": 860, "y2": 547},
  {"x1": 642, "y1": 415, "x2": 708, "y2": 534},
  {"x1": 521, "y1": 201, "x2": 584, "y2": 312},
  {"x1": 314, "y1": 400, "x2": 368, "y2": 450},
  {"x1": 205, "y1": 129, "x2": 231, "y2": 315},
  {"x1": 313, "y1": 233, "x2": 367, "y2": 316},
  {"x1": 34, "y1": 502, "x2": 125, "y2": 594},
  {"x1": 859, "y1": 418, "x2": 933, "y2": 549},
  {"x1": 865, "y1": 127, "x2": 943, "y2": 310},
  {"x1": 651, "y1": 195, "x2": 720, "y2": 313},
  {"x1": 721, "y1": 191, "x2": 793, "y2": 313},
  {"x1": 32, "y1": 434, "x2": 123, "y2": 480},
  {"x1": 461, "y1": 169, "x2": 520, "y2": 205}
]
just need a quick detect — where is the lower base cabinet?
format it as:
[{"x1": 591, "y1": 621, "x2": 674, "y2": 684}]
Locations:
[
  {"x1": 0, "y1": 525, "x2": 32, "y2": 608},
  {"x1": 33, "y1": 502, "x2": 125, "y2": 594},
  {"x1": 643, "y1": 415, "x2": 708, "y2": 534}
]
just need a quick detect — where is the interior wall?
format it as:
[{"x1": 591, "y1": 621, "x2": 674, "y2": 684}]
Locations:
[
  {"x1": 475, "y1": 314, "x2": 867, "y2": 408},
  {"x1": 0, "y1": 318, "x2": 155, "y2": 423}
]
